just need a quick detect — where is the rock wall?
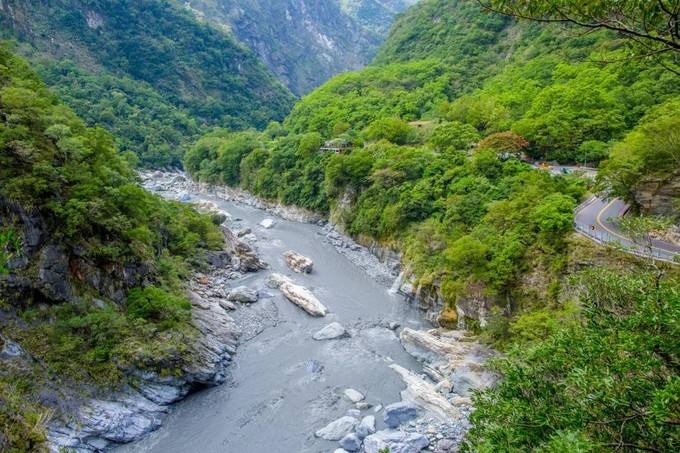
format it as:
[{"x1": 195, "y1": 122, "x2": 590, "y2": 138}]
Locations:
[{"x1": 634, "y1": 170, "x2": 680, "y2": 219}]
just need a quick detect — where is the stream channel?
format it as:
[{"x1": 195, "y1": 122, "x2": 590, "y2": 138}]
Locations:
[{"x1": 119, "y1": 177, "x2": 430, "y2": 453}]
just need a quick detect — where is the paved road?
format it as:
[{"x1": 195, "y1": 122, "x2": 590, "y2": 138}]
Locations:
[{"x1": 575, "y1": 197, "x2": 680, "y2": 263}]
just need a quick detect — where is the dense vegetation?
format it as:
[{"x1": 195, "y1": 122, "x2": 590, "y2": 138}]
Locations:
[
  {"x1": 0, "y1": 45, "x2": 223, "y2": 448},
  {"x1": 598, "y1": 97, "x2": 680, "y2": 208},
  {"x1": 0, "y1": 0, "x2": 295, "y2": 167},
  {"x1": 35, "y1": 58, "x2": 202, "y2": 167},
  {"x1": 288, "y1": 0, "x2": 679, "y2": 165},
  {"x1": 466, "y1": 268, "x2": 680, "y2": 452}
]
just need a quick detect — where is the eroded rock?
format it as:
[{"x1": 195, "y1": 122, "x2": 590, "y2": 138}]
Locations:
[
  {"x1": 226, "y1": 286, "x2": 259, "y2": 303},
  {"x1": 283, "y1": 250, "x2": 314, "y2": 273},
  {"x1": 313, "y1": 322, "x2": 348, "y2": 340},
  {"x1": 268, "y1": 273, "x2": 328, "y2": 316},
  {"x1": 363, "y1": 430, "x2": 429, "y2": 453},
  {"x1": 344, "y1": 388, "x2": 365, "y2": 403},
  {"x1": 383, "y1": 401, "x2": 418, "y2": 428},
  {"x1": 314, "y1": 416, "x2": 358, "y2": 441}
]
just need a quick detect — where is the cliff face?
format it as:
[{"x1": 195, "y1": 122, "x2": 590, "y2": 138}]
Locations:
[
  {"x1": 634, "y1": 170, "x2": 680, "y2": 219},
  {"x1": 185, "y1": 0, "x2": 416, "y2": 95},
  {"x1": 0, "y1": 195, "x2": 263, "y2": 451}
]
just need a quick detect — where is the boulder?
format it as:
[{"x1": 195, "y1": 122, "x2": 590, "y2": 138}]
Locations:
[
  {"x1": 235, "y1": 228, "x2": 251, "y2": 238},
  {"x1": 218, "y1": 300, "x2": 237, "y2": 311},
  {"x1": 312, "y1": 322, "x2": 348, "y2": 340},
  {"x1": 399, "y1": 328, "x2": 466, "y2": 364},
  {"x1": 343, "y1": 388, "x2": 365, "y2": 403},
  {"x1": 283, "y1": 250, "x2": 314, "y2": 274},
  {"x1": 346, "y1": 409, "x2": 361, "y2": 418},
  {"x1": 226, "y1": 286, "x2": 259, "y2": 303},
  {"x1": 389, "y1": 364, "x2": 462, "y2": 422},
  {"x1": 268, "y1": 273, "x2": 328, "y2": 317},
  {"x1": 449, "y1": 364, "x2": 497, "y2": 397},
  {"x1": 314, "y1": 416, "x2": 358, "y2": 441},
  {"x1": 383, "y1": 401, "x2": 418, "y2": 428},
  {"x1": 260, "y1": 218, "x2": 276, "y2": 229},
  {"x1": 204, "y1": 251, "x2": 231, "y2": 268},
  {"x1": 338, "y1": 433, "x2": 362, "y2": 452},
  {"x1": 363, "y1": 430, "x2": 429, "y2": 453},
  {"x1": 356, "y1": 415, "x2": 376, "y2": 439}
]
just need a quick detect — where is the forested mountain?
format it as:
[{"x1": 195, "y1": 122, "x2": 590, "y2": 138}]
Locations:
[
  {"x1": 183, "y1": 0, "x2": 418, "y2": 95},
  {"x1": 0, "y1": 0, "x2": 295, "y2": 167}
]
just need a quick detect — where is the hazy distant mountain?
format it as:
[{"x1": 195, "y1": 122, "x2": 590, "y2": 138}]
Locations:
[{"x1": 185, "y1": 0, "x2": 418, "y2": 95}]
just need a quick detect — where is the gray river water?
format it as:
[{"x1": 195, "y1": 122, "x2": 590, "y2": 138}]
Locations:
[{"x1": 119, "y1": 187, "x2": 429, "y2": 452}]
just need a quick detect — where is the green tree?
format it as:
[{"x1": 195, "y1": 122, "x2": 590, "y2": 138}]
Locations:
[{"x1": 465, "y1": 269, "x2": 680, "y2": 453}]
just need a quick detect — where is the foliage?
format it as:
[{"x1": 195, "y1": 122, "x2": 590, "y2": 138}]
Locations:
[
  {"x1": 428, "y1": 121, "x2": 480, "y2": 151},
  {"x1": 465, "y1": 269, "x2": 680, "y2": 452},
  {"x1": 0, "y1": 228, "x2": 19, "y2": 274},
  {"x1": 481, "y1": 0, "x2": 680, "y2": 67},
  {"x1": 36, "y1": 59, "x2": 202, "y2": 168},
  {"x1": 0, "y1": 0, "x2": 295, "y2": 166},
  {"x1": 0, "y1": 380, "x2": 49, "y2": 453},
  {"x1": 363, "y1": 118, "x2": 417, "y2": 145},
  {"x1": 0, "y1": 45, "x2": 221, "y2": 396},
  {"x1": 126, "y1": 286, "x2": 192, "y2": 330},
  {"x1": 598, "y1": 96, "x2": 680, "y2": 205}
]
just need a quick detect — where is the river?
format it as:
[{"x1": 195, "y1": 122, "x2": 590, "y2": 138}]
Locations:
[{"x1": 119, "y1": 176, "x2": 430, "y2": 452}]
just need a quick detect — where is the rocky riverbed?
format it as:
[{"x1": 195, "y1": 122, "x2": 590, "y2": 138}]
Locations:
[{"x1": 107, "y1": 171, "x2": 496, "y2": 453}]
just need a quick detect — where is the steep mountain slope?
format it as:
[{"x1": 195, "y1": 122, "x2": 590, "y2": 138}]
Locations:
[
  {"x1": 338, "y1": 0, "x2": 420, "y2": 35},
  {"x1": 184, "y1": 0, "x2": 417, "y2": 95},
  {"x1": 0, "y1": 0, "x2": 295, "y2": 166}
]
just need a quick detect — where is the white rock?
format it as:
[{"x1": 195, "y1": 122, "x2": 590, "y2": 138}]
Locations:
[
  {"x1": 268, "y1": 273, "x2": 328, "y2": 317},
  {"x1": 314, "y1": 416, "x2": 359, "y2": 441},
  {"x1": 283, "y1": 250, "x2": 314, "y2": 273},
  {"x1": 389, "y1": 364, "x2": 462, "y2": 422},
  {"x1": 346, "y1": 409, "x2": 361, "y2": 418},
  {"x1": 312, "y1": 322, "x2": 348, "y2": 340},
  {"x1": 363, "y1": 430, "x2": 429, "y2": 453},
  {"x1": 344, "y1": 388, "x2": 365, "y2": 403},
  {"x1": 260, "y1": 218, "x2": 276, "y2": 229}
]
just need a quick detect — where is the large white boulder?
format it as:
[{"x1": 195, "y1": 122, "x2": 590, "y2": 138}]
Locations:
[
  {"x1": 268, "y1": 273, "x2": 328, "y2": 317},
  {"x1": 363, "y1": 430, "x2": 429, "y2": 453},
  {"x1": 283, "y1": 250, "x2": 314, "y2": 273},
  {"x1": 314, "y1": 416, "x2": 358, "y2": 441},
  {"x1": 343, "y1": 388, "x2": 365, "y2": 403},
  {"x1": 259, "y1": 218, "x2": 276, "y2": 229},
  {"x1": 389, "y1": 364, "x2": 462, "y2": 422}
]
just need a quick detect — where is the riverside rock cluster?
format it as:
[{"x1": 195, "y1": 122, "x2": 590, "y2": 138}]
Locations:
[{"x1": 47, "y1": 223, "x2": 264, "y2": 451}]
